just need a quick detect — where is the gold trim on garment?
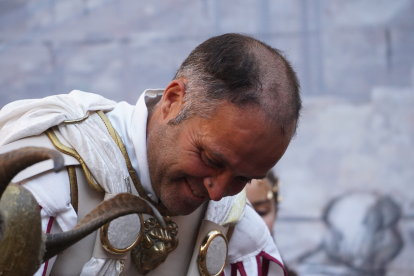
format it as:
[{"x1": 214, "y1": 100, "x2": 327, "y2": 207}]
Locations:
[
  {"x1": 45, "y1": 128, "x2": 104, "y2": 193},
  {"x1": 62, "y1": 111, "x2": 90, "y2": 124},
  {"x1": 197, "y1": 230, "x2": 228, "y2": 276},
  {"x1": 67, "y1": 165, "x2": 79, "y2": 214},
  {"x1": 95, "y1": 110, "x2": 175, "y2": 217},
  {"x1": 96, "y1": 110, "x2": 180, "y2": 273},
  {"x1": 100, "y1": 213, "x2": 145, "y2": 254},
  {"x1": 225, "y1": 226, "x2": 235, "y2": 243}
]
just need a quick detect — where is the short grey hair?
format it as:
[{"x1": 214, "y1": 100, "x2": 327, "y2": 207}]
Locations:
[{"x1": 169, "y1": 33, "x2": 301, "y2": 135}]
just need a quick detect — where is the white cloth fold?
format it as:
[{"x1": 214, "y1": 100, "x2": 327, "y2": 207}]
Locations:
[
  {"x1": 222, "y1": 204, "x2": 285, "y2": 276},
  {"x1": 0, "y1": 90, "x2": 115, "y2": 146},
  {"x1": 23, "y1": 169, "x2": 77, "y2": 232},
  {"x1": 106, "y1": 90, "x2": 163, "y2": 202},
  {"x1": 0, "y1": 89, "x2": 247, "y2": 276},
  {"x1": 0, "y1": 90, "x2": 133, "y2": 276},
  {"x1": 80, "y1": 258, "x2": 124, "y2": 276},
  {"x1": 0, "y1": 90, "x2": 131, "y2": 195},
  {"x1": 205, "y1": 189, "x2": 246, "y2": 226}
]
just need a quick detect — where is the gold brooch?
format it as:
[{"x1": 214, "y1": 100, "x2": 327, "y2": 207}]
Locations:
[
  {"x1": 131, "y1": 216, "x2": 179, "y2": 275},
  {"x1": 197, "y1": 230, "x2": 228, "y2": 276},
  {"x1": 100, "y1": 213, "x2": 145, "y2": 254},
  {"x1": 100, "y1": 214, "x2": 179, "y2": 275}
]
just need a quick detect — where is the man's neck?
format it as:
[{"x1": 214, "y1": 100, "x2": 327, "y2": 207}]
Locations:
[{"x1": 146, "y1": 105, "x2": 161, "y2": 139}]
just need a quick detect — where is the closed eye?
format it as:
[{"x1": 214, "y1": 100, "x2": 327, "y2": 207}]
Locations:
[
  {"x1": 201, "y1": 152, "x2": 223, "y2": 169},
  {"x1": 201, "y1": 150, "x2": 252, "y2": 184},
  {"x1": 257, "y1": 210, "x2": 269, "y2": 216}
]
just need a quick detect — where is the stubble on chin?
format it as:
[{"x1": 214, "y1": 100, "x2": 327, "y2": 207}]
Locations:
[
  {"x1": 158, "y1": 181, "x2": 198, "y2": 216},
  {"x1": 146, "y1": 124, "x2": 189, "y2": 214}
]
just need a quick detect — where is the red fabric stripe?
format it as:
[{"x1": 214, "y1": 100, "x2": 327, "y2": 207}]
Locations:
[
  {"x1": 42, "y1": 216, "x2": 55, "y2": 276},
  {"x1": 259, "y1": 251, "x2": 288, "y2": 276},
  {"x1": 231, "y1": 263, "x2": 238, "y2": 276},
  {"x1": 42, "y1": 261, "x2": 49, "y2": 276},
  {"x1": 236, "y1": 262, "x2": 247, "y2": 276},
  {"x1": 256, "y1": 255, "x2": 263, "y2": 276},
  {"x1": 39, "y1": 205, "x2": 43, "y2": 211},
  {"x1": 262, "y1": 257, "x2": 270, "y2": 276},
  {"x1": 46, "y1": 216, "x2": 54, "y2": 233},
  {"x1": 220, "y1": 270, "x2": 225, "y2": 276}
]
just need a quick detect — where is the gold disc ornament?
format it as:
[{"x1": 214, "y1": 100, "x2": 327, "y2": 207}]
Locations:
[
  {"x1": 100, "y1": 213, "x2": 144, "y2": 254},
  {"x1": 197, "y1": 230, "x2": 228, "y2": 276}
]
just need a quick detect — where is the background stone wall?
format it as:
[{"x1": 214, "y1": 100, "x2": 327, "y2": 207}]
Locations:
[{"x1": 1, "y1": 0, "x2": 413, "y2": 275}]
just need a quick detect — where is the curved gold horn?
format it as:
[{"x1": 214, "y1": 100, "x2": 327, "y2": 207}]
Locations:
[
  {"x1": 43, "y1": 193, "x2": 157, "y2": 262},
  {"x1": 0, "y1": 147, "x2": 64, "y2": 197},
  {"x1": 0, "y1": 147, "x2": 64, "y2": 276},
  {"x1": 0, "y1": 147, "x2": 164, "y2": 275}
]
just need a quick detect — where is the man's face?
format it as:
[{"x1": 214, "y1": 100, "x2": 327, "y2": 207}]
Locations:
[{"x1": 147, "y1": 98, "x2": 293, "y2": 216}]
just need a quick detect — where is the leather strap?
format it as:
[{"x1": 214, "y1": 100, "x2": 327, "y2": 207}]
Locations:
[{"x1": 67, "y1": 166, "x2": 78, "y2": 214}]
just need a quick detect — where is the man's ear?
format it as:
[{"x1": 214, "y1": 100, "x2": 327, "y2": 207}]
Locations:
[{"x1": 160, "y1": 79, "x2": 187, "y2": 121}]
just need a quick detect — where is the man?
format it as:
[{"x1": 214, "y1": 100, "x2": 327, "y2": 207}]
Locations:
[{"x1": 0, "y1": 33, "x2": 301, "y2": 276}]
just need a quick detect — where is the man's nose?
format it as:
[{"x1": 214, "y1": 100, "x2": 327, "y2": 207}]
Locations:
[{"x1": 203, "y1": 172, "x2": 233, "y2": 201}]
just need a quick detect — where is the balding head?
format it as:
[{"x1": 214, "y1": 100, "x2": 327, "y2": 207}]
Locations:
[
  {"x1": 171, "y1": 33, "x2": 301, "y2": 137},
  {"x1": 147, "y1": 33, "x2": 301, "y2": 215}
]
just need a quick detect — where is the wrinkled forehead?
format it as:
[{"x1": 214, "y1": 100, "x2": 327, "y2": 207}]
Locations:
[{"x1": 201, "y1": 105, "x2": 292, "y2": 174}]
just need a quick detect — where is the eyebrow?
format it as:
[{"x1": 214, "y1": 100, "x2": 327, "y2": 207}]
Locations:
[{"x1": 206, "y1": 148, "x2": 267, "y2": 179}]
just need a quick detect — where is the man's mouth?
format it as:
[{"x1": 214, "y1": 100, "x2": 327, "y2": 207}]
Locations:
[
  {"x1": 185, "y1": 178, "x2": 208, "y2": 199},
  {"x1": 189, "y1": 184, "x2": 203, "y2": 197}
]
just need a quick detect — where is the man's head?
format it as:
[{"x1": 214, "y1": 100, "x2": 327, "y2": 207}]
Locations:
[{"x1": 146, "y1": 33, "x2": 301, "y2": 215}]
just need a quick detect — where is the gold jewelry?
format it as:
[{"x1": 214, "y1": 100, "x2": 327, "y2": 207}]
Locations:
[
  {"x1": 100, "y1": 213, "x2": 144, "y2": 254},
  {"x1": 197, "y1": 230, "x2": 228, "y2": 276},
  {"x1": 131, "y1": 216, "x2": 179, "y2": 275},
  {"x1": 272, "y1": 179, "x2": 282, "y2": 202},
  {"x1": 271, "y1": 178, "x2": 280, "y2": 193},
  {"x1": 95, "y1": 111, "x2": 180, "y2": 274},
  {"x1": 267, "y1": 190, "x2": 274, "y2": 200}
]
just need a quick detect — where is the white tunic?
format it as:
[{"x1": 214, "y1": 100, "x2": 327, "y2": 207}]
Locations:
[{"x1": 0, "y1": 90, "x2": 287, "y2": 276}]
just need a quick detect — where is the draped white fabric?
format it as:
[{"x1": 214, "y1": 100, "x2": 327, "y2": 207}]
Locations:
[
  {"x1": 0, "y1": 90, "x2": 132, "y2": 275},
  {"x1": 0, "y1": 90, "x2": 131, "y2": 195},
  {"x1": 205, "y1": 189, "x2": 246, "y2": 226},
  {"x1": 0, "y1": 90, "x2": 248, "y2": 275},
  {"x1": 222, "y1": 205, "x2": 285, "y2": 276}
]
